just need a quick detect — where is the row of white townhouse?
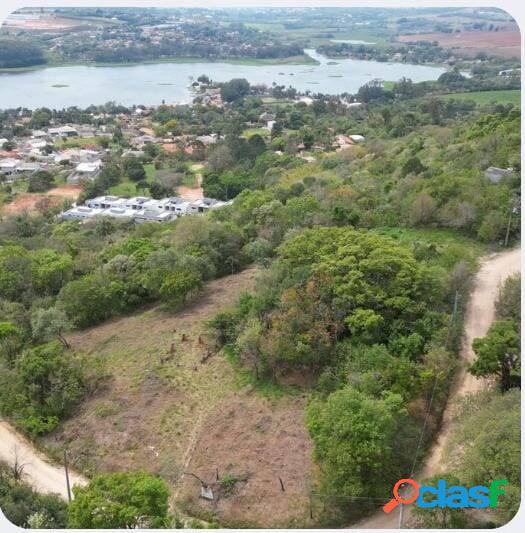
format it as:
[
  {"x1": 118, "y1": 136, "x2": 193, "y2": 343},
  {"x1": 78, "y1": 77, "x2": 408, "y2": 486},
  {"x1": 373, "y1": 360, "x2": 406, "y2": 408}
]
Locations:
[{"x1": 59, "y1": 195, "x2": 231, "y2": 223}]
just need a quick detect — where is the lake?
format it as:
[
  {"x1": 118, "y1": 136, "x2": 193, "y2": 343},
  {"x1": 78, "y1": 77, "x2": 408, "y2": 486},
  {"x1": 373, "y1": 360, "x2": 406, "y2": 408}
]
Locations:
[{"x1": 0, "y1": 49, "x2": 446, "y2": 109}]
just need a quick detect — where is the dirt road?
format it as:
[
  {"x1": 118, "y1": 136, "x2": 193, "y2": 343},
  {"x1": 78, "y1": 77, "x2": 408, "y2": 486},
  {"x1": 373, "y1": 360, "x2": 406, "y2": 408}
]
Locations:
[
  {"x1": 177, "y1": 163, "x2": 204, "y2": 201},
  {"x1": 353, "y1": 248, "x2": 521, "y2": 529},
  {"x1": 0, "y1": 420, "x2": 87, "y2": 499}
]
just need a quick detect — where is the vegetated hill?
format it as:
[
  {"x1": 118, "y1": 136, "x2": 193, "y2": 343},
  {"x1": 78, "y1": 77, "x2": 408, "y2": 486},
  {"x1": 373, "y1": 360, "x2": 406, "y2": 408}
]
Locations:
[
  {"x1": 0, "y1": 38, "x2": 46, "y2": 68},
  {"x1": 0, "y1": 85, "x2": 520, "y2": 528}
]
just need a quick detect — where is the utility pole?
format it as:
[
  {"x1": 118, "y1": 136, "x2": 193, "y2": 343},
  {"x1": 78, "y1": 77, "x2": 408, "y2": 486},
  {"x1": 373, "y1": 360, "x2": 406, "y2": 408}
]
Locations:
[
  {"x1": 446, "y1": 290, "x2": 460, "y2": 350},
  {"x1": 504, "y1": 195, "x2": 520, "y2": 247},
  {"x1": 504, "y1": 205, "x2": 513, "y2": 247},
  {"x1": 63, "y1": 449, "x2": 72, "y2": 503}
]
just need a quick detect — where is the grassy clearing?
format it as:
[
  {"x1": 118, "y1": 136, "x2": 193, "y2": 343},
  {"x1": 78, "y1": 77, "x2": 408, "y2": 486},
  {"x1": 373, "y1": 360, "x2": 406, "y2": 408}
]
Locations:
[
  {"x1": 55, "y1": 136, "x2": 100, "y2": 149},
  {"x1": 108, "y1": 163, "x2": 156, "y2": 196},
  {"x1": 144, "y1": 163, "x2": 156, "y2": 180},
  {"x1": 438, "y1": 89, "x2": 520, "y2": 106},
  {"x1": 242, "y1": 127, "x2": 270, "y2": 139},
  {"x1": 370, "y1": 227, "x2": 486, "y2": 268}
]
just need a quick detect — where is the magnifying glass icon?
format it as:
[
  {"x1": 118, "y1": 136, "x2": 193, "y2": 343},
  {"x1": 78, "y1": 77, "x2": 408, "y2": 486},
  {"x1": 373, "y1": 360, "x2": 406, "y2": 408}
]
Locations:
[{"x1": 383, "y1": 478, "x2": 420, "y2": 514}]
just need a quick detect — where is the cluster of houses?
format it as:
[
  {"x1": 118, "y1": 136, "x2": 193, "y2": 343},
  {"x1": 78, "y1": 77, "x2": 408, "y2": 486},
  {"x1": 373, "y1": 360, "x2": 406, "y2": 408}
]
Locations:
[
  {"x1": 59, "y1": 195, "x2": 231, "y2": 223},
  {"x1": 0, "y1": 124, "x2": 107, "y2": 184}
]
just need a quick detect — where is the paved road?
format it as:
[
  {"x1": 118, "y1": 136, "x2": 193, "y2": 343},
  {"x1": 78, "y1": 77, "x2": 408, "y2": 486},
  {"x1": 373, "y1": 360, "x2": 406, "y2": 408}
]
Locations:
[
  {"x1": 0, "y1": 420, "x2": 87, "y2": 500},
  {"x1": 353, "y1": 248, "x2": 521, "y2": 529}
]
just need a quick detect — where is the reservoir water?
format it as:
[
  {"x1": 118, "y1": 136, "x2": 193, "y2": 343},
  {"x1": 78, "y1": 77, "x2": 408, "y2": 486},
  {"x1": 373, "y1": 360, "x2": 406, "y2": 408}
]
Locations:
[{"x1": 0, "y1": 49, "x2": 446, "y2": 109}]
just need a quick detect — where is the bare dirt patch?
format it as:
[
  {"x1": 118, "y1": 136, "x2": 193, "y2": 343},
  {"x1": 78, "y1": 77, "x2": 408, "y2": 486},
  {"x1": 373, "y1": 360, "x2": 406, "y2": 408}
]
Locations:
[
  {"x1": 178, "y1": 394, "x2": 313, "y2": 527},
  {"x1": 177, "y1": 163, "x2": 204, "y2": 201},
  {"x1": 398, "y1": 27, "x2": 521, "y2": 58},
  {"x1": 3, "y1": 15, "x2": 81, "y2": 31},
  {"x1": 0, "y1": 185, "x2": 82, "y2": 216},
  {"x1": 177, "y1": 186, "x2": 203, "y2": 201}
]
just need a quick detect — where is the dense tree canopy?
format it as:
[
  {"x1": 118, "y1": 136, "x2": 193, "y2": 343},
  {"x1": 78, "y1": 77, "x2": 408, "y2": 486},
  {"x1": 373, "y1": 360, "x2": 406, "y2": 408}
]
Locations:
[
  {"x1": 307, "y1": 387, "x2": 406, "y2": 498},
  {"x1": 0, "y1": 39, "x2": 46, "y2": 68},
  {"x1": 68, "y1": 472, "x2": 170, "y2": 528}
]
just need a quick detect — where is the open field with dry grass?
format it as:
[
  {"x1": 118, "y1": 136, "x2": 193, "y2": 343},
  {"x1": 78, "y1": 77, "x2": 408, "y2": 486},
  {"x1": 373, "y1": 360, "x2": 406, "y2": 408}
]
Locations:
[
  {"x1": 2, "y1": 15, "x2": 83, "y2": 31},
  {"x1": 398, "y1": 26, "x2": 521, "y2": 58},
  {"x1": 0, "y1": 184, "x2": 82, "y2": 216},
  {"x1": 44, "y1": 267, "x2": 314, "y2": 527}
]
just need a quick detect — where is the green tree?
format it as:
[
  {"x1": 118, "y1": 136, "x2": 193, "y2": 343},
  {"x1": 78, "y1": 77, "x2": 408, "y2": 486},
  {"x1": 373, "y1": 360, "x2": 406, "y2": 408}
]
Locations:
[
  {"x1": 495, "y1": 274, "x2": 520, "y2": 322},
  {"x1": 401, "y1": 156, "x2": 426, "y2": 177},
  {"x1": 27, "y1": 170, "x2": 54, "y2": 193},
  {"x1": 0, "y1": 322, "x2": 22, "y2": 364},
  {"x1": 0, "y1": 245, "x2": 32, "y2": 301},
  {"x1": 123, "y1": 157, "x2": 146, "y2": 182},
  {"x1": 58, "y1": 275, "x2": 128, "y2": 328},
  {"x1": 68, "y1": 472, "x2": 170, "y2": 529},
  {"x1": 30, "y1": 108, "x2": 52, "y2": 128},
  {"x1": 159, "y1": 270, "x2": 202, "y2": 307},
  {"x1": 0, "y1": 341, "x2": 85, "y2": 435},
  {"x1": 30, "y1": 249, "x2": 73, "y2": 296},
  {"x1": 470, "y1": 320, "x2": 520, "y2": 391},
  {"x1": 31, "y1": 307, "x2": 71, "y2": 347},
  {"x1": 247, "y1": 134, "x2": 267, "y2": 160},
  {"x1": 444, "y1": 389, "x2": 520, "y2": 525},
  {"x1": 220, "y1": 78, "x2": 250, "y2": 102},
  {"x1": 0, "y1": 462, "x2": 68, "y2": 528},
  {"x1": 306, "y1": 386, "x2": 406, "y2": 498}
]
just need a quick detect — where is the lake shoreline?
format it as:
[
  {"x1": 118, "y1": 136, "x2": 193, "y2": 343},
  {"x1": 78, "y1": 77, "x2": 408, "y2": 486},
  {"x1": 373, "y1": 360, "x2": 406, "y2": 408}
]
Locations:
[
  {"x1": 0, "y1": 54, "x2": 318, "y2": 74},
  {"x1": 0, "y1": 50, "x2": 447, "y2": 109}
]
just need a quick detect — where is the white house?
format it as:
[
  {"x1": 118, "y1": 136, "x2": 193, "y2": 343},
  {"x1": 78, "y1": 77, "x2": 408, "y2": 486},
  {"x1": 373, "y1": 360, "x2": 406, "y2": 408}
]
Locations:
[
  {"x1": 60, "y1": 206, "x2": 104, "y2": 220},
  {"x1": 68, "y1": 160, "x2": 102, "y2": 183},
  {"x1": 0, "y1": 158, "x2": 19, "y2": 176},
  {"x1": 133, "y1": 208, "x2": 174, "y2": 223},
  {"x1": 48, "y1": 126, "x2": 79, "y2": 138},
  {"x1": 86, "y1": 195, "x2": 125, "y2": 209}
]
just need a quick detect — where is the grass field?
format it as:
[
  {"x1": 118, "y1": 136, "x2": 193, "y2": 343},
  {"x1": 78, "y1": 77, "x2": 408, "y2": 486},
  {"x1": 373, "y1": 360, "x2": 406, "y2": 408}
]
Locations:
[
  {"x1": 108, "y1": 163, "x2": 156, "y2": 196},
  {"x1": 55, "y1": 136, "x2": 101, "y2": 149},
  {"x1": 439, "y1": 90, "x2": 520, "y2": 106},
  {"x1": 242, "y1": 127, "x2": 271, "y2": 139},
  {"x1": 244, "y1": 22, "x2": 391, "y2": 48}
]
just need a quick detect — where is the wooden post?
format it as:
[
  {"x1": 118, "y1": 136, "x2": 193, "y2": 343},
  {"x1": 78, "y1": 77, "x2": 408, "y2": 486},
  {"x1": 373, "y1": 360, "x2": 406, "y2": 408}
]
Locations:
[
  {"x1": 504, "y1": 205, "x2": 513, "y2": 247},
  {"x1": 64, "y1": 449, "x2": 72, "y2": 503},
  {"x1": 278, "y1": 477, "x2": 285, "y2": 492}
]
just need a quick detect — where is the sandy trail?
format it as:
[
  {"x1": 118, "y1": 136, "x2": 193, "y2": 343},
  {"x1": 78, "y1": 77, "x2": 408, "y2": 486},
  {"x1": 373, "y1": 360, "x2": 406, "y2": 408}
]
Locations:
[
  {"x1": 353, "y1": 247, "x2": 521, "y2": 529},
  {"x1": 0, "y1": 420, "x2": 87, "y2": 500},
  {"x1": 177, "y1": 163, "x2": 204, "y2": 201}
]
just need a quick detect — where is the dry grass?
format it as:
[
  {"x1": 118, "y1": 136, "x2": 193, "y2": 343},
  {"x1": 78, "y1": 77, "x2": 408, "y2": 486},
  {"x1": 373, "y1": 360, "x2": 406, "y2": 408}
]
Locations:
[
  {"x1": 0, "y1": 185, "x2": 82, "y2": 216},
  {"x1": 398, "y1": 26, "x2": 521, "y2": 58},
  {"x1": 44, "y1": 267, "x2": 314, "y2": 527}
]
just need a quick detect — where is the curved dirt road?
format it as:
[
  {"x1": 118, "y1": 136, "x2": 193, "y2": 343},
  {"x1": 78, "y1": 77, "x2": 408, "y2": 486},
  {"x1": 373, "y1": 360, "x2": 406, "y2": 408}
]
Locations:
[
  {"x1": 353, "y1": 248, "x2": 521, "y2": 529},
  {"x1": 0, "y1": 420, "x2": 87, "y2": 500}
]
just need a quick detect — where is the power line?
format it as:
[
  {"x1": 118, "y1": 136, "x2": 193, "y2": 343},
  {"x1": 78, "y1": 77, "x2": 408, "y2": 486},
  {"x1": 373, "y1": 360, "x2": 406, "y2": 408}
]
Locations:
[{"x1": 399, "y1": 289, "x2": 461, "y2": 528}]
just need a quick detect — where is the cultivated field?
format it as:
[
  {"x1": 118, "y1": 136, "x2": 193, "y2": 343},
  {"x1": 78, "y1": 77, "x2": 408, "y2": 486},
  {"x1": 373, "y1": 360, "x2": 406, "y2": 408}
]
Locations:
[{"x1": 398, "y1": 26, "x2": 521, "y2": 58}]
